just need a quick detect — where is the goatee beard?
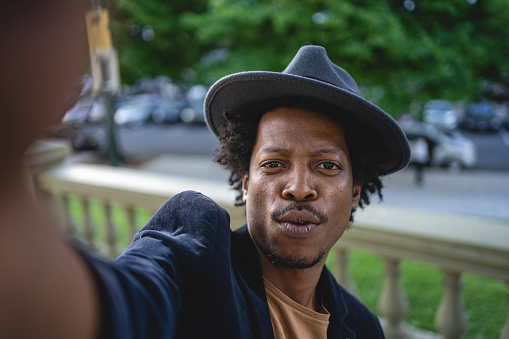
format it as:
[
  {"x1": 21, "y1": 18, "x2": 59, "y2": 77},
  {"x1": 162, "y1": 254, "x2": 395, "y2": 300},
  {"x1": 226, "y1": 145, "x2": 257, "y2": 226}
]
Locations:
[{"x1": 266, "y1": 246, "x2": 325, "y2": 269}]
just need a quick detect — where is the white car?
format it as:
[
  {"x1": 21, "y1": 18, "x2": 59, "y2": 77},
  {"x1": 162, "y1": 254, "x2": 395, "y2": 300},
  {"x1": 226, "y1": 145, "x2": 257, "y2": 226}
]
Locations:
[
  {"x1": 114, "y1": 94, "x2": 156, "y2": 127},
  {"x1": 423, "y1": 100, "x2": 458, "y2": 131},
  {"x1": 402, "y1": 122, "x2": 477, "y2": 170}
]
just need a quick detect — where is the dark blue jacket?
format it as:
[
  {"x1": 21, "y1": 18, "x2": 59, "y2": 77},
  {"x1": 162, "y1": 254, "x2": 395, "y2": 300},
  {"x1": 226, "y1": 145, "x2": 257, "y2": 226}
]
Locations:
[{"x1": 81, "y1": 191, "x2": 384, "y2": 338}]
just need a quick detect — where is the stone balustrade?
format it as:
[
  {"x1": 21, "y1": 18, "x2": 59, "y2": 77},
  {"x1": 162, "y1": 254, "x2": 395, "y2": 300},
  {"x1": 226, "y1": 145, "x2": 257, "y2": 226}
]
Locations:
[
  {"x1": 30, "y1": 140, "x2": 509, "y2": 339},
  {"x1": 37, "y1": 162, "x2": 247, "y2": 257},
  {"x1": 336, "y1": 205, "x2": 509, "y2": 339}
]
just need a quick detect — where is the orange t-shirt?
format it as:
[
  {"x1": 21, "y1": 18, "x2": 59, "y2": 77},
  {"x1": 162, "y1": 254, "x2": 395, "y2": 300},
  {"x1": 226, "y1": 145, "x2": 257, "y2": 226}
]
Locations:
[{"x1": 263, "y1": 277, "x2": 330, "y2": 339}]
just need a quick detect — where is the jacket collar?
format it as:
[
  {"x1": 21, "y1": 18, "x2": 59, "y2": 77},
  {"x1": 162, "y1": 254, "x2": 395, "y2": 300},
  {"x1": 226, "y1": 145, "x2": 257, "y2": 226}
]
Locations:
[{"x1": 232, "y1": 224, "x2": 354, "y2": 338}]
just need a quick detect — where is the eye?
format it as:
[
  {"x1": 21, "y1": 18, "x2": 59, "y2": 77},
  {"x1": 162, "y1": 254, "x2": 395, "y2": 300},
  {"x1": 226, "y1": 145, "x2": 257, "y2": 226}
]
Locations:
[
  {"x1": 261, "y1": 161, "x2": 284, "y2": 168},
  {"x1": 316, "y1": 162, "x2": 341, "y2": 170}
]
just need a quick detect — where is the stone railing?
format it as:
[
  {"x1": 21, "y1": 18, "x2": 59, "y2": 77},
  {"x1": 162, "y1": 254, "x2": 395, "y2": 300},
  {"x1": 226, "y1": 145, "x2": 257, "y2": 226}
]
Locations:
[
  {"x1": 335, "y1": 207, "x2": 509, "y2": 339},
  {"x1": 29, "y1": 140, "x2": 509, "y2": 339}
]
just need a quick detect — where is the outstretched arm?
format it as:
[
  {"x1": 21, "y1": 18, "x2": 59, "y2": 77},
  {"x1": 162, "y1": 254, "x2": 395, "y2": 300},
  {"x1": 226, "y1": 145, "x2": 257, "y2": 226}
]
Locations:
[
  {"x1": 1, "y1": 1, "x2": 101, "y2": 338},
  {"x1": 0, "y1": 179, "x2": 100, "y2": 339}
]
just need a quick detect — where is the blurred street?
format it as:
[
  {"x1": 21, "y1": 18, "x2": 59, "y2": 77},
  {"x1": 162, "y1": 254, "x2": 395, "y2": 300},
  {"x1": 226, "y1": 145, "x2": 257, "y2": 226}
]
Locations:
[
  {"x1": 68, "y1": 123, "x2": 509, "y2": 221},
  {"x1": 74, "y1": 122, "x2": 509, "y2": 169},
  {"x1": 136, "y1": 154, "x2": 509, "y2": 222}
]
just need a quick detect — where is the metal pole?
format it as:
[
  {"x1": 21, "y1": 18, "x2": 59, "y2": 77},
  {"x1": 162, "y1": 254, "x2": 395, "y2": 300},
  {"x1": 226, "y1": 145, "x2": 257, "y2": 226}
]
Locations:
[
  {"x1": 100, "y1": 55, "x2": 119, "y2": 166},
  {"x1": 88, "y1": 0, "x2": 120, "y2": 166}
]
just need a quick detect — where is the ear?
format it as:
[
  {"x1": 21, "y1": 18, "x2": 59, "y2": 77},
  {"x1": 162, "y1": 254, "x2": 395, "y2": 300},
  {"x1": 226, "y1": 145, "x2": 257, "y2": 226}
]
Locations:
[
  {"x1": 351, "y1": 184, "x2": 362, "y2": 210},
  {"x1": 242, "y1": 174, "x2": 249, "y2": 203}
]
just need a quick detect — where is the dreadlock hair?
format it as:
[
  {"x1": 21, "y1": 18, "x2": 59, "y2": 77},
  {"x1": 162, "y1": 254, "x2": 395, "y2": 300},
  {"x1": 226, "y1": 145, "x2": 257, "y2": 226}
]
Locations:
[{"x1": 213, "y1": 96, "x2": 388, "y2": 221}]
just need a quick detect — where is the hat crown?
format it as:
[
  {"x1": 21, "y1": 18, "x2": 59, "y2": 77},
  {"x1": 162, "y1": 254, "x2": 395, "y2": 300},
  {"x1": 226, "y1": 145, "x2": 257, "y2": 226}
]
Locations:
[
  {"x1": 283, "y1": 45, "x2": 360, "y2": 96},
  {"x1": 205, "y1": 45, "x2": 411, "y2": 174}
]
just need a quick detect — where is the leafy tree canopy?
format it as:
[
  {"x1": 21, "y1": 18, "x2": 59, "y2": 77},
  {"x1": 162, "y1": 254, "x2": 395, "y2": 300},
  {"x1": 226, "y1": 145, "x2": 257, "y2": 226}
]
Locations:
[{"x1": 109, "y1": 0, "x2": 509, "y2": 116}]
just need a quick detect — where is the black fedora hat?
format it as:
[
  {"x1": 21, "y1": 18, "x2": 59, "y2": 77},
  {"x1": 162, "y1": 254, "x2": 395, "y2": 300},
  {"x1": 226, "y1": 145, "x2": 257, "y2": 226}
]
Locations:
[{"x1": 204, "y1": 45, "x2": 410, "y2": 174}]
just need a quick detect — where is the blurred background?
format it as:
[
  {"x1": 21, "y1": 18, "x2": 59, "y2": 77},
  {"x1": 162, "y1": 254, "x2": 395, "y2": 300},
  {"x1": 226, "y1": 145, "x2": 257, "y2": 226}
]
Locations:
[
  {"x1": 33, "y1": 2, "x2": 509, "y2": 337},
  {"x1": 46, "y1": 0, "x2": 509, "y2": 220},
  {"x1": 45, "y1": 0, "x2": 509, "y2": 219}
]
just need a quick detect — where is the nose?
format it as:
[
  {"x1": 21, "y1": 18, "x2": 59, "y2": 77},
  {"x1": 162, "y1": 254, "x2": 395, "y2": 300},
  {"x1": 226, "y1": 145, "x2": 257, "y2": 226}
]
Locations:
[{"x1": 281, "y1": 166, "x2": 317, "y2": 201}]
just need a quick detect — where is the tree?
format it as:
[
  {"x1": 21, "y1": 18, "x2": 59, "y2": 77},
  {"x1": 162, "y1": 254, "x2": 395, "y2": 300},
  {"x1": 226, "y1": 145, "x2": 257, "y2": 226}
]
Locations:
[
  {"x1": 109, "y1": 0, "x2": 210, "y2": 84},
  {"x1": 110, "y1": 0, "x2": 509, "y2": 116}
]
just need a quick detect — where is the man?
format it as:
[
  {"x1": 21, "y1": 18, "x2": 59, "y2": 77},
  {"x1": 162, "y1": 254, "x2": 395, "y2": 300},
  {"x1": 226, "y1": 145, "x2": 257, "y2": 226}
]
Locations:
[
  {"x1": 87, "y1": 46, "x2": 408, "y2": 338},
  {"x1": 0, "y1": 1, "x2": 409, "y2": 335},
  {"x1": 204, "y1": 45, "x2": 411, "y2": 338}
]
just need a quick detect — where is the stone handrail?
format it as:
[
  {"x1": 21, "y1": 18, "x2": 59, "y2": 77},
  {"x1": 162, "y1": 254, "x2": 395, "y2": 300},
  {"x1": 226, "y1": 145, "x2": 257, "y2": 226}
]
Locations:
[
  {"x1": 30, "y1": 140, "x2": 509, "y2": 339},
  {"x1": 37, "y1": 163, "x2": 247, "y2": 257},
  {"x1": 336, "y1": 206, "x2": 509, "y2": 339}
]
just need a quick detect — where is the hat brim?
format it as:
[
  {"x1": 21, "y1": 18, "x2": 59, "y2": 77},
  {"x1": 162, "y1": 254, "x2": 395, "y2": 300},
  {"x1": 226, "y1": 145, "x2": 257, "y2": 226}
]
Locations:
[{"x1": 205, "y1": 71, "x2": 410, "y2": 174}]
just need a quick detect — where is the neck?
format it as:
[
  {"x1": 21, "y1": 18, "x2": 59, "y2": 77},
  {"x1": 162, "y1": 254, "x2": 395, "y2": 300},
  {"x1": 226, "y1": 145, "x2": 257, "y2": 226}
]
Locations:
[{"x1": 258, "y1": 250, "x2": 325, "y2": 312}]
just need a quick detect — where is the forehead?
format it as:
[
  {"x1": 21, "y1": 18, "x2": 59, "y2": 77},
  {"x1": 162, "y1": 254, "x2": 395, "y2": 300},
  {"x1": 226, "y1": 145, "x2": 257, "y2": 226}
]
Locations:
[{"x1": 253, "y1": 107, "x2": 348, "y2": 152}]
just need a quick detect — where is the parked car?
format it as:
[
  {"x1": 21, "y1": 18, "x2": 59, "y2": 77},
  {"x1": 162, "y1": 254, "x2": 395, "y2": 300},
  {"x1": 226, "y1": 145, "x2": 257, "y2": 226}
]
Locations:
[
  {"x1": 462, "y1": 101, "x2": 501, "y2": 132},
  {"x1": 180, "y1": 85, "x2": 207, "y2": 124},
  {"x1": 423, "y1": 100, "x2": 458, "y2": 131},
  {"x1": 151, "y1": 98, "x2": 186, "y2": 124},
  {"x1": 402, "y1": 122, "x2": 477, "y2": 170},
  {"x1": 61, "y1": 97, "x2": 94, "y2": 125},
  {"x1": 48, "y1": 96, "x2": 103, "y2": 150},
  {"x1": 114, "y1": 94, "x2": 157, "y2": 127}
]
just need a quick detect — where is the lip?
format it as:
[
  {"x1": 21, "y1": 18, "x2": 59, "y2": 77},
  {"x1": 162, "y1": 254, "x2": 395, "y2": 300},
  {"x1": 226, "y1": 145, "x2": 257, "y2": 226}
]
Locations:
[
  {"x1": 274, "y1": 209, "x2": 322, "y2": 224},
  {"x1": 278, "y1": 222, "x2": 320, "y2": 238},
  {"x1": 275, "y1": 210, "x2": 322, "y2": 238}
]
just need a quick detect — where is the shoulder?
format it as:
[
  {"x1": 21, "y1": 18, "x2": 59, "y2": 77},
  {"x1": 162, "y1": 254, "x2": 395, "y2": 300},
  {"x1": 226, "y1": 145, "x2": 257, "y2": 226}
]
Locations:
[
  {"x1": 142, "y1": 190, "x2": 230, "y2": 233},
  {"x1": 125, "y1": 190, "x2": 232, "y2": 269},
  {"x1": 74, "y1": 191, "x2": 234, "y2": 338},
  {"x1": 132, "y1": 190, "x2": 230, "y2": 248}
]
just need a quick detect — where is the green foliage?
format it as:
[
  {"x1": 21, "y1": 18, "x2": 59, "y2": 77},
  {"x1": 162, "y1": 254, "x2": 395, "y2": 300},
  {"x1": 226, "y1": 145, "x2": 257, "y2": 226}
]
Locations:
[
  {"x1": 109, "y1": 0, "x2": 509, "y2": 116},
  {"x1": 109, "y1": 0, "x2": 211, "y2": 83}
]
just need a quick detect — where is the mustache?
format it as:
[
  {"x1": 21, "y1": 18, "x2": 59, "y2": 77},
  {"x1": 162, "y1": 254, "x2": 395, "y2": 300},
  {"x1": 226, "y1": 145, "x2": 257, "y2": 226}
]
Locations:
[{"x1": 270, "y1": 203, "x2": 328, "y2": 224}]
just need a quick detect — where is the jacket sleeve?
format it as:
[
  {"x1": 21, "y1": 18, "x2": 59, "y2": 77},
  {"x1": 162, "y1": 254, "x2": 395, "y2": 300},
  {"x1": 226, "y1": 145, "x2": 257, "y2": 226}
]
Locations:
[{"x1": 76, "y1": 191, "x2": 231, "y2": 339}]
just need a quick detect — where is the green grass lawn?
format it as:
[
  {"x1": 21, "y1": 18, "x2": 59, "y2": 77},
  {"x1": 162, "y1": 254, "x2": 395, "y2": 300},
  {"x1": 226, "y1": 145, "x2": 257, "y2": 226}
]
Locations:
[
  {"x1": 326, "y1": 250, "x2": 508, "y2": 338},
  {"x1": 67, "y1": 196, "x2": 153, "y2": 251},
  {"x1": 67, "y1": 196, "x2": 507, "y2": 338}
]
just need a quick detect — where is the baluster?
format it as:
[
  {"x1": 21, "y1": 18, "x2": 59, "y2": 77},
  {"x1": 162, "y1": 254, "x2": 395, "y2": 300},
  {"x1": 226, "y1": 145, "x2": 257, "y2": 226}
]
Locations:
[
  {"x1": 101, "y1": 201, "x2": 119, "y2": 258},
  {"x1": 434, "y1": 270, "x2": 468, "y2": 339},
  {"x1": 126, "y1": 206, "x2": 137, "y2": 243},
  {"x1": 378, "y1": 257, "x2": 409, "y2": 339},
  {"x1": 57, "y1": 193, "x2": 75, "y2": 236},
  {"x1": 500, "y1": 282, "x2": 509, "y2": 339},
  {"x1": 78, "y1": 196, "x2": 97, "y2": 252},
  {"x1": 334, "y1": 247, "x2": 358, "y2": 295}
]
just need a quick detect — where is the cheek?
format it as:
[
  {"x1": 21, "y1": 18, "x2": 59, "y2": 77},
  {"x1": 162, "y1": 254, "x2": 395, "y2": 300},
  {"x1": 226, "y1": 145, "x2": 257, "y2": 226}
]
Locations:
[
  {"x1": 327, "y1": 185, "x2": 354, "y2": 219},
  {"x1": 247, "y1": 184, "x2": 268, "y2": 214},
  {"x1": 245, "y1": 178, "x2": 278, "y2": 226}
]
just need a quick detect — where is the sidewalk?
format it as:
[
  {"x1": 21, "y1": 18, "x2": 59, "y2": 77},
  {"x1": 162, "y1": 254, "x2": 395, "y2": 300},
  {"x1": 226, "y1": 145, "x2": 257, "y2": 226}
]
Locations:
[
  {"x1": 134, "y1": 153, "x2": 509, "y2": 221},
  {"x1": 382, "y1": 167, "x2": 509, "y2": 221}
]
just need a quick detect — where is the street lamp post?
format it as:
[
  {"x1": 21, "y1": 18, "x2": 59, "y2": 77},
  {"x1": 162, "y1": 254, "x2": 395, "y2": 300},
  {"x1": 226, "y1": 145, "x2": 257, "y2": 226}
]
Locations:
[{"x1": 85, "y1": 1, "x2": 120, "y2": 166}]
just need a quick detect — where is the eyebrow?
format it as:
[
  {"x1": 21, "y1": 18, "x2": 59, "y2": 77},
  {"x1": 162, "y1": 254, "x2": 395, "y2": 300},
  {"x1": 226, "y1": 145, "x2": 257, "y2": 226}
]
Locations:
[
  {"x1": 258, "y1": 146, "x2": 288, "y2": 154},
  {"x1": 258, "y1": 147, "x2": 347, "y2": 156},
  {"x1": 315, "y1": 148, "x2": 347, "y2": 156}
]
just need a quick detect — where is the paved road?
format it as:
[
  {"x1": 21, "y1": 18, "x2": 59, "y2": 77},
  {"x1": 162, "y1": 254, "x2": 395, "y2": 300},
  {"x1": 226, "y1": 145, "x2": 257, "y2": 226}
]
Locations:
[
  {"x1": 79, "y1": 122, "x2": 509, "y2": 170},
  {"x1": 71, "y1": 123, "x2": 509, "y2": 221},
  {"x1": 381, "y1": 166, "x2": 509, "y2": 221},
  {"x1": 461, "y1": 128, "x2": 509, "y2": 171}
]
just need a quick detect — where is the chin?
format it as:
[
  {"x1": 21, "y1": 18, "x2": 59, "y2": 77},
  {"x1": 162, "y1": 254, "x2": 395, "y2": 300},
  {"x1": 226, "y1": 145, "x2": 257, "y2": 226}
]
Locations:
[{"x1": 266, "y1": 247, "x2": 325, "y2": 270}]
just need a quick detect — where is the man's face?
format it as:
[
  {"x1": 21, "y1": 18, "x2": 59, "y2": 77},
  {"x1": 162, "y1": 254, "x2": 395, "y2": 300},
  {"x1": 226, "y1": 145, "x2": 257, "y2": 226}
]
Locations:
[{"x1": 243, "y1": 107, "x2": 361, "y2": 269}]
